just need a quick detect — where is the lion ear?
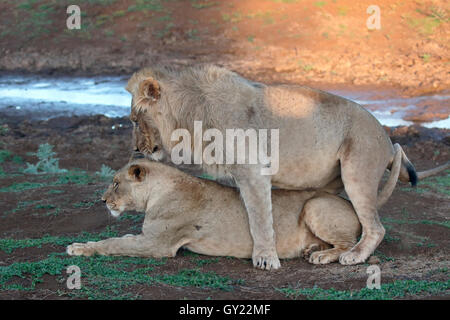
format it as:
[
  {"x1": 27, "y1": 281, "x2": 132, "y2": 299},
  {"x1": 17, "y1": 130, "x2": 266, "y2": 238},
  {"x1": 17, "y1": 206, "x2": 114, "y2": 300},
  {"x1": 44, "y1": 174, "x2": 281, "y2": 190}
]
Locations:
[
  {"x1": 138, "y1": 78, "x2": 161, "y2": 102},
  {"x1": 128, "y1": 164, "x2": 147, "y2": 182}
]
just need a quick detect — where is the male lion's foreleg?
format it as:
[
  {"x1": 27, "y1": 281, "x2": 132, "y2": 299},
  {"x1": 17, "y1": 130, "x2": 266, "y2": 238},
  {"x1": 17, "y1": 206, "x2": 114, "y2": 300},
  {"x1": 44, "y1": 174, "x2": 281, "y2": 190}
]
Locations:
[
  {"x1": 233, "y1": 168, "x2": 280, "y2": 270},
  {"x1": 66, "y1": 234, "x2": 178, "y2": 258}
]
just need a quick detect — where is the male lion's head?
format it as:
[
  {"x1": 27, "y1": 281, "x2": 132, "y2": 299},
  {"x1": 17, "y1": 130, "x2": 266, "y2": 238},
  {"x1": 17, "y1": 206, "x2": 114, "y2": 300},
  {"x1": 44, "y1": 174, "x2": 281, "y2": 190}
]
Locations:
[
  {"x1": 126, "y1": 68, "x2": 168, "y2": 162},
  {"x1": 101, "y1": 160, "x2": 150, "y2": 217},
  {"x1": 129, "y1": 108, "x2": 165, "y2": 161}
]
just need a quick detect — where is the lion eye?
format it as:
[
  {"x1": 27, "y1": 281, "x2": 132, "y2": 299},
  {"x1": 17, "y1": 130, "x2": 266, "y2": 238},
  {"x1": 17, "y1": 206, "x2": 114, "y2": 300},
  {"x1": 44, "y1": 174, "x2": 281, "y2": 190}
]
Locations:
[{"x1": 113, "y1": 182, "x2": 119, "y2": 190}]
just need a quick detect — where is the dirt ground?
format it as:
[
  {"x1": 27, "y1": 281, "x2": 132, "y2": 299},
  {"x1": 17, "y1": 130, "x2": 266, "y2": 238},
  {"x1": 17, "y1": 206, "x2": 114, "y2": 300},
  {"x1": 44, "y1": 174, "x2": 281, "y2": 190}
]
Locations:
[
  {"x1": 0, "y1": 114, "x2": 448, "y2": 300},
  {"x1": 0, "y1": 0, "x2": 449, "y2": 96}
]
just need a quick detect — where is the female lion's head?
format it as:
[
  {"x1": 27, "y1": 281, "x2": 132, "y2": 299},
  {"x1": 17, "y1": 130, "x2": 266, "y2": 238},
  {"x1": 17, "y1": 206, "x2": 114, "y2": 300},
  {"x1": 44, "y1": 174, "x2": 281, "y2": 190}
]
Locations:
[{"x1": 101, "y1": 161, "x2": 149, "y2": 217}]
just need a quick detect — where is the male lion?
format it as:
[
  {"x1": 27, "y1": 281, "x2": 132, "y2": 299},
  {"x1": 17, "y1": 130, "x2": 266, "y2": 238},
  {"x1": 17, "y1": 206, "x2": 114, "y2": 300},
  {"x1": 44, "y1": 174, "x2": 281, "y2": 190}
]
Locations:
[
  {"x1": 66, "y1": 156, "x2": 399, "y2": 262},
  {"x1": 124, "y1": 64, "x2": 438, "y2": 269}
]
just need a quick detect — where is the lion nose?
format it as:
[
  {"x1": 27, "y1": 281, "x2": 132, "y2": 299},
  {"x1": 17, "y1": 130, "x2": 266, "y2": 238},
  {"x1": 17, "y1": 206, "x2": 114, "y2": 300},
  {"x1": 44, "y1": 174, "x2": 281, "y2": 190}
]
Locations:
[{"x1": 101, "y1": 198, "x2": 106, "y2": 203}]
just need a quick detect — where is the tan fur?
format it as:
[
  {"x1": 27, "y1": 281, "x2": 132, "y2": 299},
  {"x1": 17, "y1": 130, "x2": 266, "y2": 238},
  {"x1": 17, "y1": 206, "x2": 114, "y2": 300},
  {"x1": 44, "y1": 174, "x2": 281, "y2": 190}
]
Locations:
[
  {"x1": 124, "y1": 65, "x2": 424, "y2": 268},
  {"x1": 67, "y1": 160, "x2": 362, "y2": 264}
]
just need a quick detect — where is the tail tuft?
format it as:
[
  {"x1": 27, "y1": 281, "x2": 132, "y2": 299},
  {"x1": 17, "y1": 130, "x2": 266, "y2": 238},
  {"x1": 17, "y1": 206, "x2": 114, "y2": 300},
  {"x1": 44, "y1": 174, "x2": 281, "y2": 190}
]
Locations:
[{"x1": 406, "y1": 163, "x2": 418, "y2": 186}]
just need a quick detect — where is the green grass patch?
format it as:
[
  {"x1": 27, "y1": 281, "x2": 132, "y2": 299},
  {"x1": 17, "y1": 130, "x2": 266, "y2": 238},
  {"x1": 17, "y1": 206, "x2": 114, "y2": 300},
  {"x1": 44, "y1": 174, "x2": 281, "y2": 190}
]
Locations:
[
  {"x1": 373, "y1": 250, "x2": 395, "y2": 262},
  {"x1": 0, "y1": 252, "x2": 163, "y2": 299},
  {"x1": 222, "y1": 12, "x2": 244, "y2": 23},
  {"x1": 0, "y1": 228, "x2": 118, "y2": 254},
  {"x1": 401, "y1": 172, "x2": 450, "y2": 196},
  {"x1": 55, "y1": 170, "x2": 95, "y2": 185},
  {"x1": 406, "y1": 16, "x2": 442, "y2": 35},
  {"x1": 278, "y1": 279, "x2": 450, "y2": 300},
  {"x1": 382, "y1": 217, "x2": 450, "y2": 229},
  {"x1": 156, "y1": 269, "x2": 242, "y2": 291},
  {"x1": 195, "y1": 258, "x2": 219, "y2": 267},
  {"x1": 33, "y1": 204, "x2": 61, "y2": 216},
  {"x1": 0, "y1": 252, "x2": 242, "y2": 298},
  {"x1": 0, "y1": 169, "x2": 98, "y2": 192},
  {"x1": 46, "y1": 189, "x2": 64, "y2": 195},
  {"x1": 4, "y1": 200, "x2": 37, "y2": 216},
  {"x1": 0, "y1": 150, "x2": 12, "y2": 163},
  {"x1": 127, "y1": 0, "x2": 165, "y2": 13},
  {"x1": 269, "y1": 0, "x2": 299, "y2": 3},
  {"x1": 0, "y1": 181, "x2": 47, "y2": 192},
  {"x1": 191, "y1": 1, "x2": 217, "y2": 9},
  {"x1": 73, "y1": 200, "x2": 99, "y2": 209}
]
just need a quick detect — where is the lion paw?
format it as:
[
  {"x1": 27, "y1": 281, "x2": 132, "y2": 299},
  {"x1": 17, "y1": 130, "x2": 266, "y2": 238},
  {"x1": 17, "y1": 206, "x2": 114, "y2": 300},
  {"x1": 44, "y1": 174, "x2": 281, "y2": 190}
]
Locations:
[
  {"x1": 339, "y1": 250, "x2": 366, "y2": 265},
  {"x1": 252, "y1": 251, "x2": 281, "y2": 270},
  {"x1": 66, "y1": 242, "x2": 96, "y2": 257},
  {"x1": 301, "y1": 244, "x2": 321, "y2": 259},
  {"x1": 309, "y1": 250, "x2": 340, "y2": 265}
]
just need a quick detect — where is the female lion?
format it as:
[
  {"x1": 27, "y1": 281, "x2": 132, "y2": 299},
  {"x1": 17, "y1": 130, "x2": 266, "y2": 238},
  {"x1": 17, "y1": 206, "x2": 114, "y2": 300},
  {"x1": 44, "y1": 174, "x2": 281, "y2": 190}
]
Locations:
[{"x1": 67, "y1": 156, "x2": 407, "y2": 264}]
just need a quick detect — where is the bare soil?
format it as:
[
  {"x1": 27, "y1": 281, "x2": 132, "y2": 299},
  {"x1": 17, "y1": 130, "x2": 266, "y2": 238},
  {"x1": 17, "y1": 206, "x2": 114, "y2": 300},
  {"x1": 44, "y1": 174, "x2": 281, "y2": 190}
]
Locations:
[{"x1": 0, "y1": 0, "x2": 449, "y2": 96}]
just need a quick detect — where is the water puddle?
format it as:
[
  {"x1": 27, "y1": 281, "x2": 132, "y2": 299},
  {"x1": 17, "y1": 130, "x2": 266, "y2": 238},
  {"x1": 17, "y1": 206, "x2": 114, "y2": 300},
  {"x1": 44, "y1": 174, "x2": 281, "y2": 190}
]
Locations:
[{"x1": 0, "y1": 74, "x2": 448, "y2": 129}]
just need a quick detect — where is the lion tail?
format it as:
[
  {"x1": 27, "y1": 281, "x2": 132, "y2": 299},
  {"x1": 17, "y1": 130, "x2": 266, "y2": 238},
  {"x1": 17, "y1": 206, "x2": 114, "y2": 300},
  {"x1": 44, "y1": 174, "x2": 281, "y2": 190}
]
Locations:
[
  {"x1": 416, "y1": 162, "x2": 450, "y2": 179},
  {"x1": 398, "y1": 147, "x2": 418, "y2": 186},
  {"x1": 377, "y1": 144, "x2": 449, "y2": 209},
  {"x1": 377, "y1": 143, "x2": 402, "y2": 209}
]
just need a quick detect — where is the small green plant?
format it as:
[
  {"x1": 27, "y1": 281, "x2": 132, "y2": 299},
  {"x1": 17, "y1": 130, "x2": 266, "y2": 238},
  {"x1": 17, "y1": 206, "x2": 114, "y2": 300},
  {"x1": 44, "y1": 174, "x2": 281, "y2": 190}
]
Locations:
[
  {"x1": 95, "y1": 164, "x2": 116, "y2": 180},
  {"x1": 338, "y1": 6, "x2": 348, "y2": 16},
  {"x1": 24, "y1": 143, "x2": 67, "y2": 174},
  {"x1": 186, "y1": 28, "x2": 199, "y2": 39},
  {"x1": 298, "y1": 60, "x2": 314, "y2": 71},
  {"x1": 421, "y1": 53, "x2": 431, "y2": 62},
  {"x1": 314, "y1": 1, "x2": 327, "y2": 8}
]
